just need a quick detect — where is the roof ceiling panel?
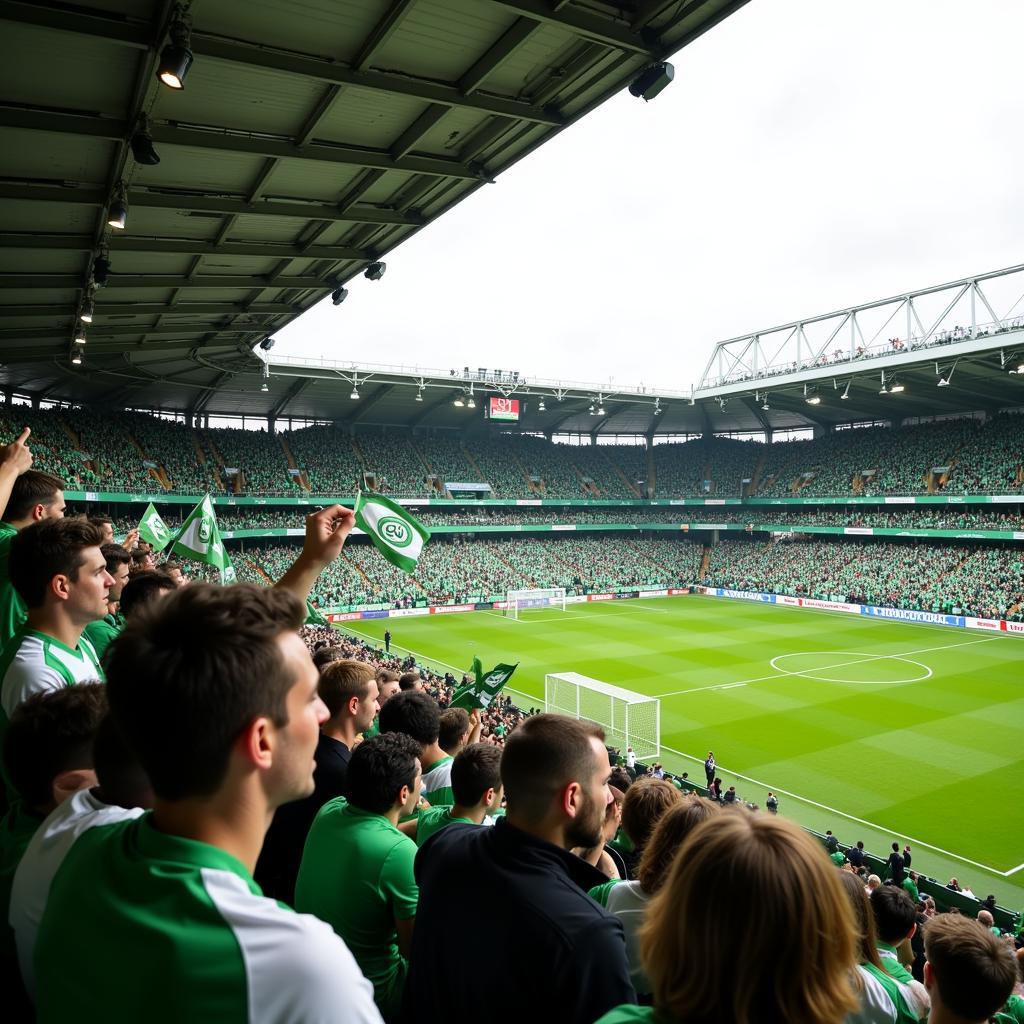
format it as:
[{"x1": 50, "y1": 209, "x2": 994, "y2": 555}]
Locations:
[
  {"x1": 315, "y1": 92, "x2": 441, "y2": 150},
  {"x1": 258, "y1": 160, "x2": 365, "y2": 201},
  {"x1": 0, "y1": 130, "x2": 114, "y2": 182},
  {"x1": 136, "y1": 147, "x2": 268, "y2": 193},
  {"x1": 0, "y1": 201, "x2": 96, "y2": 234},
  {"x1": 0, "y1": 253, "x2": 85, "y2": 274}
]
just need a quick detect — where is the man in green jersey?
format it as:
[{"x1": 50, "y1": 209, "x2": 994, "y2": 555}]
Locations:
[
  {"x1": 0, "y1": 684, "x2": 106, "y2": 1013},
  {"x1": 0, "y1": 461, "x2": 64, "y2": 650},
  {"x1": 296, "y1": 732, "x2": 421, "y2": 1022},
  {"x1": 415, "y1": 742, "x2": 502, "y2": 847},
  {"x1": 923, "y1": 914, "x2": 1016, "y2": 1024},
  {"x1": 872, "y1": 884, "x2": 931, "y2": 1020},
  {"x1": 0, "y1": 519, "x2": 110, "y2": 745},
  {"x1": 379, "y1": 691, "x2": 453, "y2": 806},
  {"x1": 83, "y1": 544, "x2": 131, "y2": 661},
  {"x1": 35, "y1": 569, "x2": 383, "y2": 1023}
]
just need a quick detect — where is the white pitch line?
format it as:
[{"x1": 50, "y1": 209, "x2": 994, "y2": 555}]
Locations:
[
  {"x1": 657, "y1": 742, "x2": 1015, "y2": 877},
  {"x1": 653, "y1": 637, "x2": 999, "y2": 698}
]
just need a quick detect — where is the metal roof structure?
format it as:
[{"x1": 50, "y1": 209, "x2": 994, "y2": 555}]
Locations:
[{"x1": 0, "y1": 0, "x2": 749, "y2": 414}]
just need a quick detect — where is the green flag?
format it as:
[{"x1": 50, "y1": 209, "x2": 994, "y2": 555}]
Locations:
[
  {"x1": 353, "y1": 491, "x2": 430, "y2": 574},
  {"x1": 450, "y1": 656, "x2": 518, "y2": 711},
  {"x1": 305, "y1": 600, "x2": 328, "y2": 626},
  {"x1": 137, "y1": 502, "x2": 173, "y2": 552},
  {"x1": 170, "y1": 494, "x2": 234, "y2": 583}
]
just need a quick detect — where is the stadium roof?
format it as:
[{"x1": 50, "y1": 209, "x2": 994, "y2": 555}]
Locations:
[{"x1": 0, "y1": 0, "x2": 749, "y2": 414}]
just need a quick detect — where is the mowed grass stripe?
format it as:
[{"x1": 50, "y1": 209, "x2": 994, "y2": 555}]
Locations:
[{"x1": 340, "y1": 595, "x2": 1024, "y2": 899}]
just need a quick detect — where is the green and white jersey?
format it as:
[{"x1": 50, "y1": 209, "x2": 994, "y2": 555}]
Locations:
[
  {"x1": 420, "y1": 755, "x2": 454, "y2": 807},
  {"x1": 876, "y1": 944, "x2": 930, "y2": 1020},
  {"x1": 10, "y1": 787, "x2": 143, "y2": 998},
  {"x1": 854, "y1": 963, "x2": 920, "y2": 1024},
  {"x1": 0, "y1": 627, "x2": 103, "y2": 721},
  {"x1": 0, "y1": 523, "x2": 26, "y2": 650},
  {"x1": 588, "y1": 880, "x2": 651, "y2": 996},
  {"x1": 295, "y1": 800, "x2": 417, "y2": 1022},
  {"x1": 415, "y1": 807, "x2": 473, "y2": 847},
  {"x1": 82, "y1": 612, "x2": 123, "y2": 663},
  {"x1": 35, "y1": 814, "x2": 382, "y2": 1024},
  {"x1": 594, "y1": 1006, "x2": 655, "y2": 1024}
]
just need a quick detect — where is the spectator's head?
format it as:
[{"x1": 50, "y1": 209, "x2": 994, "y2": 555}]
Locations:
[
  {"x1": 621, "y1": 777, "x2": 683, "y2": 853},
  {"x1": 101, "y1": 543, "x2": 132, "y2": 603},
  {"x1": 88, "y1": 515, "x2": 115, "y2": 544},
  {"x1": 92, "y1": 714, "x2": 153, "y2": 810},
  {"x1": 378, "y1": 690, "x2": 440, "y2": 752},
  {"x1": 318, "y1": 659, "x2": 379, "y2": 734},
  {"x1": 871, "y1": 884, "x2": 918, "y2": 944},
  {"x1": 2, "y1": 684, "x2": 107, "y2": 813},
  {"x1": 857, "y1": 841, "x2": 864, "y2": 850},
  {"x1": 375, "y1": 669, "x2": 401, "y2": 706},
  {"x1": 9, "y1": 517, "x2": 111, "y2": 618},
  {"x1": 641, "y1": 813, "x2": 858, "y2": 1024},
  {"x1": 118, "y1": 570, "x2": 177, "y2": 620},
  {"x1": 838, "y1": 870, "x2": 884, "y2": 970},
  {"x1": 346, "y1": 732, "x2": 421, "y2": 818},
  {"x1": 866, "y1": 874, "x2": 881, "y2": 893},
  {"x1": 923, "y1": 915, "x2": 1016, "y2": 1023},
  {"x1": 637, "y1": 794, "x2": 720, "y2": 895},
  {"x1": 438, "y1": 707, "x2": 471, "y2": 756},
  {"x1": 892, "y1": 842, "x2": 900, "y2": 853},
  {"x1": 105, "y1": 583, "x2": 321, "y2": 809},
  {"x1": 609, "y1": 766, "x2": 632, "y2": 792},
  {"x1": 450, "y1": 742, "x2": 502, "y2": 813},
  {"x1": 5, "y1": 470, "x2": 65, "y2": 525},
  {"x1": 398, "y1": 671, "x2": 423, "y2": 692},
  {"x1": 500, "y1": 713, "x2": 610, "y2": 850},
  {"x1": 312, "y1": 645, "x2": 346, "y2": 671},
  {"x1": 130, "y1": 544, "x2": 156, "y2": 573},
  {"x1": 977, "y1": 909, "x2": 995, "y2": 929}
]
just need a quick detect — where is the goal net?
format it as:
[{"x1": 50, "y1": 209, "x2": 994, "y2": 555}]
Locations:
[
  {"x1": 545, "y1": 672, "x2": 660, "y2": 760},
  {"x1": 505, "y1": 587, "x2": 566, "y2": 619}
]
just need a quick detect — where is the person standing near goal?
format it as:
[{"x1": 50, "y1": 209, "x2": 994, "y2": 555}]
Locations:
[{"x1": 704, "y1": 751, "x2": 716, "y2": 787}]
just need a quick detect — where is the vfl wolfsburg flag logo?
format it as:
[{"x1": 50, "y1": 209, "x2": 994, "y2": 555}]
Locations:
[
  {"x1": 138, "y1": 502, "x2": 172, "y2": 552},
  {"x1": 170, "y1": 494, "x2": 233, "y2": 583},
  {"x1": 353, "y1": 491, "x2": 430, "y2": 574}
]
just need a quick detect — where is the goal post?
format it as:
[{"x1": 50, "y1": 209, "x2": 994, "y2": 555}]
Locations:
[
  {"x1": 505, "y1": 587, "x2": 566, "y2": 619},
  {"x1": 545, "y1": 671, "x2": 660, "y2": 759}
]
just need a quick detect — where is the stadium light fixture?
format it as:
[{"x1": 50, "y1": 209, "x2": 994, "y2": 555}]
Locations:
[
  {"x1": 628, "y1": 62, "x2": 674, "y2": 102},
  {"x1": 538, "y1": 399, "x2": 546, "y2": 411},
  {"x1": 453, "y1": 394, "x2": 465, "y2": 407},
  {"x1": 889, "y1": 381, "x2": 905, "y2": 393},
  {"x1": 331, "y1": 286, "x2": 348, "y2": 306},
  {"x1": 364, "y1": 262, "x2": 386, "y2": 281},
  {"x1": 107, "y1": 184, "x2": 128, "y2": 230},
  {"x1": 79, "y1": 297, "x2": 94, "y2": 324},
  {"x1": 130, "y1": 118, "x2": 160, "y2": 165},
  {"x1": 350, "y1": 386, "x2": 360, "y2": 400},
  {"x1": 761, "y1": 399, "x2": 770, "y2": 411},
  {"x1": 261, "y1": 381, "x2": 269, "y2": 392},
  {"x1": 467, "y1": 396, "x2": 476, "y2": 408},
  {"x1": 841, "y1": 380, "x2": 851, "y2": 400},
  {"x1": 415, "y1": 390, "x2": 423, "y2": 402},
  {"x1": 71, "y1": 350, "x2": 83, "y2": 365},
  {"x1": 259, "y1": 336, "x2": 275, "y2": 352},
  {"x1": 588, "y1": 403, "x2": 595, "y2": 415},
  {"x1": 73, "y1": 327, "x2": 86, "y2": 345},
  {"x1": 806, "y1": 394, "x2": 821, "y2": 405},
  {"x1": 92, "y1": 253, "x2": 111, "y2": 287},
  {"x1": 157, "y1": 10, "x2": 194, "y2": 90}
]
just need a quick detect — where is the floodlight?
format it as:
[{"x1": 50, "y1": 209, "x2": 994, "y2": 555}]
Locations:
[
  {"x1": 597, "y1": 404, "x2": 605, "y2": 416},
  {"x1": 259, "y1": 336, "x2": 275, "y2": 351},
  {"x1": 350, "y1": 387, "x2": 360, "y2": 400},
  {"x1": 364, "y1": 262, "x2": 386, "y2": 281},
  {"x1": 415, "y1": 390, "x2": 423, "y2": 402},
  {"x1": 841, "y1": 381, "x2": 851, "y2": 400},
  {"x1": 157, "y1": 13, "x2": 193, "y2": 90},
  {"x1": 79, "y1": 298, "x2": 94, "y2": 324},
  {"x1": 74, "y1": 327, "x2": 86, "y2": 345},
  {"x1": 454, "y1": 395, "x2": 465, "y2": 407},
  {"x1": 260, "y1": 382, "x2": 269, "y2": 393},
  {"x1": 806, "y1": 395, "x2": 821, "y2": 405},
  {"x1": 889, "y1": 381, "x2": 905, "y2": 394},
  {"x1": 467, "y1": 396, "x2": 476, "y2": 408},
  {"x1": 628, "y1": 62, "x2": 675, "y2": 102},
  {"x1": 130, "y1": 126, "x2": 160, "y2": 165},
  {"x1": 588, "y1": 403, "x2": 595, "y2": 415},
  {"x1": 937, "y1": 377, "x2": 950, "y2": 387},
  {"x1": 71, "y1": 350, "x2": 83, "y2": 365},
  {"x1": 538, "y1": 399, "x2": 546, "y2": 411},
  {"x1": 92, "y1": 254, "x2": 111, "y2": 287},
  {"x1": 332, "y1": 287, "x2": 349, "y2": 305},
  {"x1": 107, "y1": 186, "x2": 128, "y2": 230}
]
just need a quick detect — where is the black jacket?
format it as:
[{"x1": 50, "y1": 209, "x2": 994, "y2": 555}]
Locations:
[{"x1": 405, "y1": 818, "x2": 636, "y2": 1024}]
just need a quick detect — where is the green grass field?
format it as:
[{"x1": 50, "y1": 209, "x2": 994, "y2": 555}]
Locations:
[{"x1": 339, "y1": 595, "x2": 1024, "y2": 908}]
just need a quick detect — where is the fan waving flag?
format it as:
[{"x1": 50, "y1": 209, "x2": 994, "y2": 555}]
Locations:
[
  {"x1": 353, "y1": 491, "x2": 430, "y2": 574},
  {"x1": 170, "y1": 494, "x2": 235, "y2": 584},
  {"x1": 450, "y1": 656, "x2": 519, "y2": 711},
  {"x1": 137, "y1": 502, "x2": 173, "y2": 552}
]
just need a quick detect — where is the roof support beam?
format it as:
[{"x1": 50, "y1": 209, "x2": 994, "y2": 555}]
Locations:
[
  {"x1": 0, "y1": 108, "x2": 484, "y2": 180},
  {"x1": 0, "y1": 274, "x2": 325, "y2": 290},
  {"x1": 1, "y1": 233, "x2": 373, "y2": 261},
  {"x1": 0, "y1": 302, "x2": 294, "y2": 318},
  {"x1": 270, "y1": 377, "x2": 313, "y2": 419},
  {"x1": 487, "y1": 1, "x2": 657, "y2": 55},
  {"x1": 354, "y1": 0, "x2": 417, "y2": 70},
  {"x1": 458, "y1": 18, "x2": 542, "y2": 94},
  {"x1": 0, "y1": 324, "x2": 271, "y2": 341}
]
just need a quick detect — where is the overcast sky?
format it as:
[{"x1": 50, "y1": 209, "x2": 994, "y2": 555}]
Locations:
[{"x1": 275, "y1": 0, "x2": 1024, "y2": 393}]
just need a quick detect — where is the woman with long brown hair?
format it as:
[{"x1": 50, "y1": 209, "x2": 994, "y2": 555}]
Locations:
[{"x1": 596, "y1": 812, "x2": 859, "y2": 1024}]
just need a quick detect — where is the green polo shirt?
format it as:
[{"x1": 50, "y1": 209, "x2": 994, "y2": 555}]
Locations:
[
  {"x1": 0, "y1": 522, "x2": 26, "y2": 650},
  {"x1": 83, "y1": 612, "x2": 124, "y2": 662},
  {"x1": 415, "y1": 807, "x2": 473, "y2": 847},
  {"x1": 296, "y1": 799, "x2": 418, "y2": 1021},
  {"x1": 901, "y1": 876, "x2": 919, "y2": 902}
]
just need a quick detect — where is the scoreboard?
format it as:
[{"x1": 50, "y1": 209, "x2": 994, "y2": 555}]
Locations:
[{"x1": 488, "y1": 397, "x2": 520, "y2": 422}]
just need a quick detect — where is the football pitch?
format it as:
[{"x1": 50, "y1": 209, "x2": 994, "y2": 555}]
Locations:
[{"x1": 339, "y1": 595, "x2": 1024, "y2": 907}]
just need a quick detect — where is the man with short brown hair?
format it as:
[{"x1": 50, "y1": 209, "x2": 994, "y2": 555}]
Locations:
[
  {"x1": 406, "y1": 713, "x2": 635, "y2": 1024},
  {"x1": 923, "y1": 914, "x2": 1016, "y2": 1023}
]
